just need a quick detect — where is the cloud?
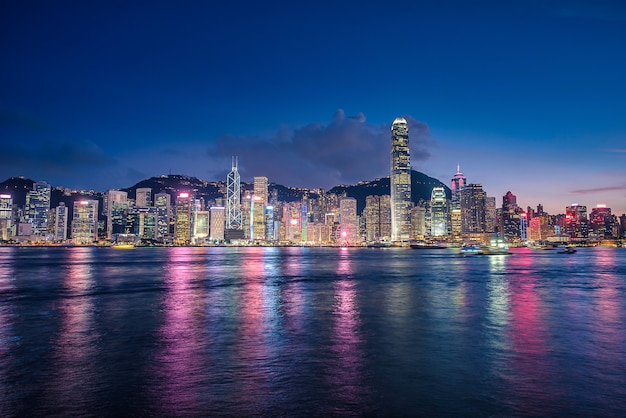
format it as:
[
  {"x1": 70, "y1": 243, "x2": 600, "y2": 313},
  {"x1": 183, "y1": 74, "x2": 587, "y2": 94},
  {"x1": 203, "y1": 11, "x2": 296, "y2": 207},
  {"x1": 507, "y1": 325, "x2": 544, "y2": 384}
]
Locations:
[
  {"x1": 569, "y1": 185, "x2": 626, "y2": 194},
  {"x1": 0, "y1": 139, "x2": 116, "y2": 177},
  {"x1": 208, "y1": 110, "x2": 432, "y2": 189}
]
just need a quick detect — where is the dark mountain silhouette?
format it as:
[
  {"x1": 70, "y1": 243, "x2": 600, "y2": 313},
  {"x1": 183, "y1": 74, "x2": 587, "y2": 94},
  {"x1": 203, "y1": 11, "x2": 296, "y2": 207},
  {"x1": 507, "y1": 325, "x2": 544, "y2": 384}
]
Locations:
[
  {"x1": 0, "y1": 176, "x2": 35, "y2": 208},
  {"x1": 328, "y1": 170, "x2": 451, "y2": 214}
]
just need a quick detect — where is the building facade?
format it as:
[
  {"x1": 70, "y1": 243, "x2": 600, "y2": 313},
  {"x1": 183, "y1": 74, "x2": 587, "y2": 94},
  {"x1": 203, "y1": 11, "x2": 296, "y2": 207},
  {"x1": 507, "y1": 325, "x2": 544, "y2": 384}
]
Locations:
[{"x1": 390, "y1": 117, "x2": 411, "y2": 241}]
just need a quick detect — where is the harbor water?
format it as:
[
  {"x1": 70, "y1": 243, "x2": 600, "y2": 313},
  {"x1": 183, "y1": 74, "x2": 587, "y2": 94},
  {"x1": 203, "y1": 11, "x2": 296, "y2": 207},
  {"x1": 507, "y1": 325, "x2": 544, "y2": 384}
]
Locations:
[{"x1": 1, "y1": 246, "x2": 625, "y2": 416}]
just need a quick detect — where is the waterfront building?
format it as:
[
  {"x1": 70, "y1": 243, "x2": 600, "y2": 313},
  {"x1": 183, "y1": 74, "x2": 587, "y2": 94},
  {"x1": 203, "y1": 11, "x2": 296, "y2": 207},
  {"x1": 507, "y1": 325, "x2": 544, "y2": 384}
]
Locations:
[
  {"x1": 528, "y1": 215, "x2": 553, "y2": 241},
  {"x1": 137, "y1": 207, "x2": 157, "y2": 240},
  {"x1": 339, "y1": 197, "x2": 358, "y2": 245},
  {"x1": 174, "y1": 192, "x2": 192, "y2": 245},
  {"x1": 136, "y1": 188, "x2": 152, "y2": 208},
  {"x1": 565, "y1": 204, "x2": 589, "y2": 239},
  {"x1": 364, "y1": 195, "x2": 391, "y2": 242},
  {"x1": 450, "y1": 164, "x2": 466, "y2": 237},
  {"x1": 71, "y1": 200, "x2": 99, "y2": 244},
  {"x1": 0, "y1": 194, "x2": 13, "y2": 241},
  {"x1": 589, "y1": 204, "x2": 613, "y2": 238},
  {"x1": 25, "y1": 181, "x2": 51, "y2": 237},
  {"x1": 390, "y1": 117, "x2": 411, "y2": 242},
  {"x1": 283, "y1": 202, "x2": 304, "y2": 243},
  {"x1": 106, "y1": 190, "x2": 128, "y2": 239},
  {"x1": 54, "y1": 203, "x2": 68, "y2": 241},
  {"x1": 209, "y1": 206, "x2": 225, "y2": 241},
  {"x1": 410, "y1": 206, "x2": 427, "y2": 240},
  {"x1": 485, "y1": 196, "x2": 497, "y2": 233},
  {"x1": 226, "y1": 156, "x2": 242, "y2": 230},
  {"x1": 192, "y1": 210, "x2": 209, "y2": 243},
  {"x1": 430, "y1": 187, "x2": 448, "y2": 237},
  {"x1": 154, "y1": 192, "x2": 171, "y2": 241},
  {"x1": 500, "y1": 191, "x2": 520, "y2": 241},
  {"x1": 252, "y1": 176, "x2": 268, "y2": 242},
  {"x1": 460, "y1": 184, "x2": 487, "y2": 233},
  {"x1": 265, "y1": 205, "x2": 275, "y2": 241}
]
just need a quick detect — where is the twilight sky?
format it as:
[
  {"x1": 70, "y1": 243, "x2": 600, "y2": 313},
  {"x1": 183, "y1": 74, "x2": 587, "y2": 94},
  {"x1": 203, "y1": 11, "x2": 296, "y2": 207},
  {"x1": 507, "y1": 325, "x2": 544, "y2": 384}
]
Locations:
[{"x1": 1, "y1": 0, "x2": 625, "y2": 215}]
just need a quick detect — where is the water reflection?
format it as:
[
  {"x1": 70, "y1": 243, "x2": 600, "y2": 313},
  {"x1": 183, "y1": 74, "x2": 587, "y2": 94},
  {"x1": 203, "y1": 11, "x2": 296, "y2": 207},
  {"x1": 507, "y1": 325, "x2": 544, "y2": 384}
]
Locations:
[
  {"x1": 45, "y1": 247, "x2": 99, "y2": 413},
  {"x1": 329, "y1": 249, "x2": 368, "y2": 412},
  {"x1": 152, "y1": 247, "x2": 208, "y2": 416},
  {"x1": 0, "y1": 248, "x2": 17, "y2": 414}
]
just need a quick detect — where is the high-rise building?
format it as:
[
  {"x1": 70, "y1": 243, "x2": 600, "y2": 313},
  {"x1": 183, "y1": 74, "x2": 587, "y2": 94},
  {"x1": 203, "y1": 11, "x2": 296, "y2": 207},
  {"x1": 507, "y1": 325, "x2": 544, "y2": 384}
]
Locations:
[
  {"x1": 54, "y1": 203, "x2": 68, "y2": 241},
  {"x1": 565, "y1": 204, "x2": 588, "y2": 238},
  {"x1": 226, "y1": 157, "x2": 242, "y2": 230},
  {"x1": 430, "y1": 187, "x2": 448, "y2": 237},
  {"x1": 252, "y1": 176, "x2": 268, "y2": 242},
  {"x1": 154, "y1": 192, "x2": 171, "y2": 241},
  {"x1": 589, "y1": 204, "x2": 613, "y2": 238},
  {"x1": 192, "y1": 210, "x2": 209, "y2": 243},
  {"x1": 174, "y1": 192, "x2": 192, "y2": 245},
  {"x1": 339, "y1": 197, "x2": 358, "y2": 245},
  {"x1": 26, "y1": 181, "x2": 51, "y2": 237},
  {"x1": 460, "y1": 184, "x2": 486, "y2": 233},
  {"x1": 136, "y1": 188, "x2": 152, "y2": 208},
  {"x1": 71, "y1": 200, "x2": 99, "y2": 244},
  {"x1": 364, "y1": 195, "x2": 391, "y2": 242},
  {"x1": 500, "y1": 191, "x2": 520, "y2": 241},
  {"x1": 209, "y1": 206, "x2": 225, "y2": 241},
  {"x1": 0, "y1": 194, "x2": 13, "y2": 241},
  {"x1": 136, "y1": 207, "x2": 157, "y2": 240},
  {"x1": 390, "y1": 117, "x2": 411, "y2": 242},
  {"x1": 485, "y1": 196, "x2": 497, "y2": 233},
  {"x1": 106, "y1": 190, "x2": 128, "y2": 239},
  {"x1": 410, "y1": 206, "x2": 427, "y2": 240}
]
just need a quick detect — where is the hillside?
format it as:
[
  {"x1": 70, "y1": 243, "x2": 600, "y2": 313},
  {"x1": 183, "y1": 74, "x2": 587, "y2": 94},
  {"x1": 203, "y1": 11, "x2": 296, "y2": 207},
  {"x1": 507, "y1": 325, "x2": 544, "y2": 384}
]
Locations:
[{"x1": 328, "y1": 170, "x2": 451, "y2": 214}]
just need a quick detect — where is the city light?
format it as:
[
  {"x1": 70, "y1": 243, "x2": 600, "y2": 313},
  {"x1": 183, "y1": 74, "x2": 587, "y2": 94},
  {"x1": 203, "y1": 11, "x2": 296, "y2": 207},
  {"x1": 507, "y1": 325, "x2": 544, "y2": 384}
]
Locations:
[{"x1": 179, "y1": 193, "x2": 189, "y2": 198}]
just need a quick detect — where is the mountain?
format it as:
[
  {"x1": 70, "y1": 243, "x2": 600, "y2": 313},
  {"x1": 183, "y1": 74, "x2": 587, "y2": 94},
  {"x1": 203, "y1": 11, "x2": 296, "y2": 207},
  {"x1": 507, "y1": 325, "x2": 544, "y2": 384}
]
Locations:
[
  {"x1": 0, "y1": 176, "x2": 35, "y2": 208},
  {"x1": 328, "y1": 170, "x2": 451, "y2": 214}
]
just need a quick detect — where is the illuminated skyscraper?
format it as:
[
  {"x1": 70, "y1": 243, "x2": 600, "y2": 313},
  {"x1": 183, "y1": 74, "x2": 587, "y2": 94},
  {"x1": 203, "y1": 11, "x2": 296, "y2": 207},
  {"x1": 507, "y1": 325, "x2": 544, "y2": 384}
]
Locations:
[
  {"x1": 390, "y1": 117, "x2": 411, "y2": 241},
  {"x1": 589, "y1": 204, "x2": 612, "y2": 238},
  {"x1": 565, "y1": 204, "x2": 588, "y2": 238},
  {"x1": 106, "y1": 190, "x2": 128, "y2": 239},
  {"x1": 226, "y1": 157, "x2": 242, "y2": 230},
  {"x1": 71, "y1": 200, "x2": 99, "y2": 244},
  {"x1": 154, "y1": 192, "x2": 171, "y2": 241},
  {"x1": 54, "y1": 203, "x2": 68, "y2": 241},
  {"x1": 450, "y1": 165, "x2": 466, "y2": 237},
  {"x1": 460, "y1": 184, "x2": 486, "y2": 233},
  {"x1": 209, "y1": 206, "x2": 225, "y2": 241},
  {"x1": 175, "y1": 192, "x2": 192, "y2": 244},
  {"x1": 136, "y1": 188, "x2": 152, "y2": 208},
  {"x1": 430, "y1": 187, "x2": 448, "y2": 236},
  {"x1": 26, "y1": 181, "x2": 51, "y2": 237},
  {"x1": 252, "y1": 176, "x2": 268, "y2": 242},
  {"x1": 192, "y1": 210, "x2": 209, "y2": 243},
  {"x1": 364, "y1": 195, "x2": 391, "y2": 242},
  {"x1": 0, "y1": 194, "x2": 13, "y2": 241},
  {"x1": 500, "y1": 191, "x2": 520, "y2": 241},
  {"x1": 339, "y1": 197, "x2": 358, "y2": 245}
]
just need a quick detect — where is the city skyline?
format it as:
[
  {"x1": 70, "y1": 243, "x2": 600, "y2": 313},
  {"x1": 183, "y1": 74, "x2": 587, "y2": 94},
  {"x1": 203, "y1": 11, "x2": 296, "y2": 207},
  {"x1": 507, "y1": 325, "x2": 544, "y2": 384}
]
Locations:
[{"x1": 2, "y1": 1, "x2": 625, "y2": 216}]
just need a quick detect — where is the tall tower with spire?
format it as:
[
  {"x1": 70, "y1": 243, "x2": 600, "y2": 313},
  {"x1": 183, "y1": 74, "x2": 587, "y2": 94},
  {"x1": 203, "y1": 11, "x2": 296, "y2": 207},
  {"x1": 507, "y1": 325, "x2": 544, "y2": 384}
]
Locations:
[
  {"x1": 226, "y1": 156, "x2": 242, "y2": 229},
  {"x1": 450, "y1": 164, "x2": 466, "y2": 239},
  {"x1": 390, "y1": 117, "x2": 411, "y2": 242}
]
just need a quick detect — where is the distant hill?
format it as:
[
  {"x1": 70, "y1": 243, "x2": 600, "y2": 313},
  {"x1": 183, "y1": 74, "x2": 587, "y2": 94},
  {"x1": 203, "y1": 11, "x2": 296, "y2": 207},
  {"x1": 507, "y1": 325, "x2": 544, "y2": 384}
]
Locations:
[
  {"x1": 0, "y1": 176, "x2": 35, "y2": 207},
  {"x1": 328, "y1": 170, "x2": 451, "y2": 214}
]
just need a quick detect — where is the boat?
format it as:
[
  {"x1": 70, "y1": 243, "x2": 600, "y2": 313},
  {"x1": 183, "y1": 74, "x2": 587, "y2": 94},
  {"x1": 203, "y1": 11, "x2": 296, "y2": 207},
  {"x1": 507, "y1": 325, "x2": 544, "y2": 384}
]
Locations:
[
  {"x1": 557, "y1": 247, "x2": 576, "y2": 254},
  {"x1": 460, "y1": 244, "x2": 482, "y2": 256},
  {"x1": 113, "y1": 243, "x2": 135, "y2": 249},
  {"x1": 480, "y1": 236, "x2": 511, "y2": 255},
  {"x1": 410, "y1": 241, "x2": 447, "y2": 249}
]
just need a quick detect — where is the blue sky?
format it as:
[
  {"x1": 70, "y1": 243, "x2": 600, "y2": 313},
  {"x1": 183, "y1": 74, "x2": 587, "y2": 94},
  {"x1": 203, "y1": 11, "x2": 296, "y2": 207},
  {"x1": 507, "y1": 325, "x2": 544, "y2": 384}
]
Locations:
[{"x1": 1, "y1": 0, "x2": 625, "y2": 215}]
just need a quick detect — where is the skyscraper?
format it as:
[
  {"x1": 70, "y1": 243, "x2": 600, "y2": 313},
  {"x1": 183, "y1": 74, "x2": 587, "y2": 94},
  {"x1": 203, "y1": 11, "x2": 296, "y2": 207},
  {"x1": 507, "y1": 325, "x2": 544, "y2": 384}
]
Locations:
[
  {"x1": 71, "y1": 200, "x2": 99, "y2": 244},
  {"x1": 252, "y1": 176, "x2": 268, "y2": 242},
  {"x1": 364, "y1": 195, "x2": 391, "y2": 242},
  {"x1": 209, "y1": 206, "x2": 225, "y2": 241},
  {"x1": 154, "y1": 192, "x2": 171, "y2": 241},
  {"x1": 450, "y1": 164, "x2": 466, "y2": 238},
  {"x1": 460, "y1": 184, "x2": 487, "y2": 233},
  {"x1": 26, "y1": 181, "x2": 51, "y2": 237},
  {"x1": 339, "y1": 197, "x2": 357, "y2": 245},
  {"x1": 565, "y1": 204, "x2": 588, "y2": 239},
  {"x1": 226, "y1": 156, "x2": 242, "y2": 230},
  {"x1": 430, "y1": 187, "x2": 448, "y2": 236},
  {"x1": 174, "y1": 192, "x2": 192, "y2": 245},
  {"x1": 54, "y1": 203, "x2": 68, "y2": 241},
  {"x1": 106, "y1": 190, "x2": 128, "y2": 239},
  {"x1": 0, "y1": 194, "x2": 13, "y2": 241},
  {"x1": 390, "y1": 117, "x2": 411, "y2": 242},
  {"x1": 136, "y1": 188, "x2": 152, "y2": 208}
]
